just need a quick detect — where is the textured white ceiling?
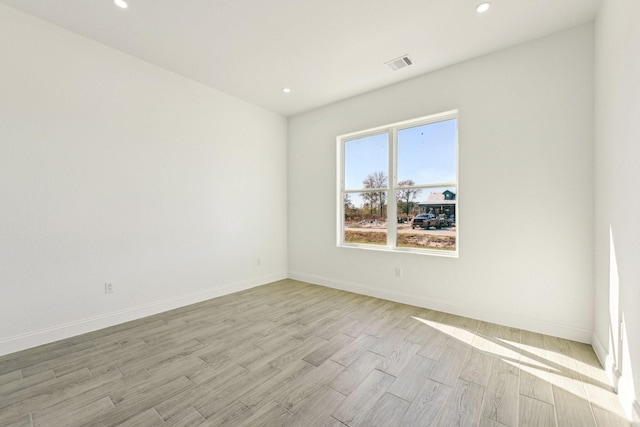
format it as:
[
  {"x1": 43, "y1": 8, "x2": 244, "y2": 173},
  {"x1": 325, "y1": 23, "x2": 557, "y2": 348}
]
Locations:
[{"x1": 0, "y1": 0, "x2": 601, "y2": 116}]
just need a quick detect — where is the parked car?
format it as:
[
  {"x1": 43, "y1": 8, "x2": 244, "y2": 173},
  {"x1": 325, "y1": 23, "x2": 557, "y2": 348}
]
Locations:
[{"x1": 411, "y1": 213, "x2": 441, "y2": 229}]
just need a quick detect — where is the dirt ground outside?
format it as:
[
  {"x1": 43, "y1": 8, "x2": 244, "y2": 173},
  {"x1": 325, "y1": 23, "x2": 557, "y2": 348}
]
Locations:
[{"x1": 344, "y1": 223, "x2": 456, "y2": 250}]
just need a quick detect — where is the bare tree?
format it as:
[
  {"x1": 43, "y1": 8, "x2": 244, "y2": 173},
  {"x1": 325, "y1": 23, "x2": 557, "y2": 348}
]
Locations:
[
  {"x1": 344, "y1": 194, "x2": 356, "y2": 220},
  {"x1": 397, "y1": 179, "x2": 422, "y2": 216},
  {"x1": 362, "y1": 171, "x2": 388, "y2": 217},
  {"x1": 344, "y1": 193, "x2": 353, "y2": 210}
]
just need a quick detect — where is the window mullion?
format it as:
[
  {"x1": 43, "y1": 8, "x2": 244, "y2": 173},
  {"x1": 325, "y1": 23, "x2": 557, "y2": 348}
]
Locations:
[
  {"x1": 387, "y1": 129, "x2": 397, "y2": 248},
  {"x1": 337, "y1": 138, "x2": 345, "y2": 246}
]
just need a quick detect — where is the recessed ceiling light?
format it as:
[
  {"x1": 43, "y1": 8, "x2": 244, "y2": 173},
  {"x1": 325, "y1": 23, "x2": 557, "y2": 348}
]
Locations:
[
  {"x1": 282, "y1": 88, "x2": 291, "y2": 94},
  {"x1": 114, "y1": 0, "x2": 128, "y2": 9},
  {"x1": 476, "y1": 2, "x2": 491, "y2": 13}
]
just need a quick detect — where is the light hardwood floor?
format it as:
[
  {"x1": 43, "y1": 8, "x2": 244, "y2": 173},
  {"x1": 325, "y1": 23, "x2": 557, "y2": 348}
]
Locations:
[{"x1": 0, "y1": 279, "x2": 630, "y2": 427}]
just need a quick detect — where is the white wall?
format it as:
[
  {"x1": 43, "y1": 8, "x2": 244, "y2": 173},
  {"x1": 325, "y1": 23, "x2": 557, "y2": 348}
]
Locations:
[
  {"x1": 594, "y1": 0, "x2": 640, "y2": 423},
  {"x1": 0, "y1": 4, "x2": 288, "y2": 356},
  {"x1": 289, "y1": 24, "x2": 595, "y2": 343}
]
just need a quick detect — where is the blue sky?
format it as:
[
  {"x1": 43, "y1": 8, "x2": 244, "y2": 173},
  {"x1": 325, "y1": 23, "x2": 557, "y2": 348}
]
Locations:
[
  {"x1": 344, "y1": 119, "x2": 457, "y2": 207},
  {"x1": 397, "y1": 119, "x2": 457, "y2": 185}
]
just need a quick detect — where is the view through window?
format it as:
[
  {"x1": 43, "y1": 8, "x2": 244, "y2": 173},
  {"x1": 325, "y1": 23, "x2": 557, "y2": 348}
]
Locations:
[{"x1": 338, "y1": 111, "x2": 458, "y2": 255}]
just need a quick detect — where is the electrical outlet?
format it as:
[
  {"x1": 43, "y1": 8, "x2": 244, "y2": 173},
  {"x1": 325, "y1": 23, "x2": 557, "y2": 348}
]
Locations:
[
  {"x1": 105, "y1": 283, "x2": 114, "y2": 294},
  {"x1": 395, "y1": 267, "x2": 402, "y2": 278}
]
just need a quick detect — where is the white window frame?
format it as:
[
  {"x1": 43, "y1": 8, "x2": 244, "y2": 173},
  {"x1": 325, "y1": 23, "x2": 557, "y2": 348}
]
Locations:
[{"x1": 337, "y1": 110, "x2": 459, "y2": 257}]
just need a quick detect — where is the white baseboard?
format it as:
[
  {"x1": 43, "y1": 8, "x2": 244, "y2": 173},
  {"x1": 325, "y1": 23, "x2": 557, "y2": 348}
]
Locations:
[
  {"x1": 0, "y1": 270, "x2": 596, "y2": 355},
  {"x1": 591, "y1": 332, "x2": 620, "y2": 390},
  {"x1": 289, "y1": 271, "x2": 593, "y2": 343},
  {"x1": 591, "y1": 332, "x2": 609, "y2": 370},
  {"x1": 592, "y1": 333, "x2": 640, "y2": 425},
  {"x1": 0, "y1": 272, "x2": 287, "y2": 357}
]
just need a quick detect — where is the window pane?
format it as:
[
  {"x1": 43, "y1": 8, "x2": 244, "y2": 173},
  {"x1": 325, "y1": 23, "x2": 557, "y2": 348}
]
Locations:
[
  {"x1": 397, "y1": 186, "x2": 456, "y2": 251},
  {"x1": 344, "y1": 191, "x2": 387, "y2": 246},
  {"x1": 397, "y1": 119, "x2": 457, "y2": 185},
  {"x1": 344, "y1": 133, "x2": 388, "y2": 190}
]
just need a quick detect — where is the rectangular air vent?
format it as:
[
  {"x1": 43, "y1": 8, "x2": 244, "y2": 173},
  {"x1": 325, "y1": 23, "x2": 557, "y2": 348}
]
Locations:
[{"x1": 385, "y1": 55, "x2": 413, "y2": 71}]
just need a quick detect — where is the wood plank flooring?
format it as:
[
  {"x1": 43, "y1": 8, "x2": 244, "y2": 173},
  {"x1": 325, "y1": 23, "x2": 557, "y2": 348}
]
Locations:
[{"x1": 0, "y1": 279, "x2": 630, "y2": 427}]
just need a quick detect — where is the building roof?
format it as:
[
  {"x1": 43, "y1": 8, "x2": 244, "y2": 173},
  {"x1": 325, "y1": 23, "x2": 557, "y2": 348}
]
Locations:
[
  {"x1": 419, "y1": 191, "x2": 456, "y2": 205},
  {"x1": 418, "y1": 200, "x2": 457, "y2": 206}
]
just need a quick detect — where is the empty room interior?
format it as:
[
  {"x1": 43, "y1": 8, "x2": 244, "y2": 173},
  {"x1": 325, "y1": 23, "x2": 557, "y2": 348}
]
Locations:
[{"x1": 0, "y1": 0, "x2": 638, "y2": 426}]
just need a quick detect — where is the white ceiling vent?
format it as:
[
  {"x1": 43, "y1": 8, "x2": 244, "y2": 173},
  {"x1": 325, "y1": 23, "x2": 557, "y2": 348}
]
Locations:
[{"x1": 385, "y1": 55, "x2": 413, "y2": 71}]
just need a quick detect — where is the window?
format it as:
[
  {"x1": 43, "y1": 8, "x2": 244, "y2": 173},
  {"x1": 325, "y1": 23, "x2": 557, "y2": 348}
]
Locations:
[{"x1": 338, "y1": 110, "x2": 458, "y2": 256}]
